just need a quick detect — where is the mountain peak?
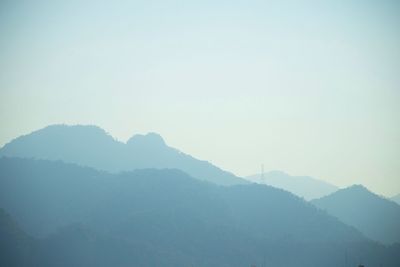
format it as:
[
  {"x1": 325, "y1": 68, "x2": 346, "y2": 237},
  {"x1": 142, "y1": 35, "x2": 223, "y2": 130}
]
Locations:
[
  {"x1": 348, "y1": 183, "x2": 367, "y2": 189},
  {"x1": 312, "y1": 183, "x2": 400, "y2": 245},
  {"x1": 41, "y1": 124, "x2": 107, "y2": 134},
  {"x1": 0, "y1": 125, "x2": 246, "y2": 186},
  {"x1": 312, "y1": 184, "x2": 373, "y2": 202},
  {"x1": 18, "y1": 124, "x2": 115, "y2": 143},
  {"x1": 126, "y1": 132, "x2": 166, "y2": 147},
  {"x1": 343, "y1": 184, "x2": 370, "y2": 194}
]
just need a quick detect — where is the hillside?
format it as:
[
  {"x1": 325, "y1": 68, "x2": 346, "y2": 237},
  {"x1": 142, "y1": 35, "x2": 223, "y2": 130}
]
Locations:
[
  {"x1": 2, "y1": 157, "x2": 399, "y2": 266},
  {"x1": 312, "y1": 185, "x2": 400, "y2": 245},
  {"x1": 0, "y1": 208, "x2": 34, "y2": 267}
]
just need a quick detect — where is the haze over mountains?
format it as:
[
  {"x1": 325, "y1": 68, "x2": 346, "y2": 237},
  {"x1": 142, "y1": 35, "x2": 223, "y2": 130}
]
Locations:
[
  {"x1": 0, "y1": 125, "x2": 246, "y2": 186},
  {"x1": 312, "y1": 185, "x2": 400, "y2": 245},
  {"x1": 1, "y1": 125, "x2": 400, "y2": 266},
  {"x1": 1, "y1": 157, "x2": 400, "y2": 267},
  {"x1": 0, "y1": 157, "x2": 360, "y2": 241},
  {"x1": 246, "y1": 171, "x2": 338, "y2": 200}
]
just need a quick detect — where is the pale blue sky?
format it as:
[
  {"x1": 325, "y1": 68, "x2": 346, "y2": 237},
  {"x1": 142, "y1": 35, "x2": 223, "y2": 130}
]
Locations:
[{"x1": 1, "y1": 0, "x2": 399, "y2": 196}]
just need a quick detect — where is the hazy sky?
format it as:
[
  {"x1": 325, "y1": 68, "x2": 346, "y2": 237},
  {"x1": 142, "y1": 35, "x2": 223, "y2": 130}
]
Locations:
[{"x1": 1, "y1": 0, "x2": 399, "y2": 196}]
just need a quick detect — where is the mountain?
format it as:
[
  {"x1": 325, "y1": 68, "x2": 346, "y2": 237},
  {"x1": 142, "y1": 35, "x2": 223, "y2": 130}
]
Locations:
[
  {"x1": 312, "y1": 185, "x2": 400, "y2": 245},
  {"x1": 0, "y1": 157, "x2": 361, "y2": 241},
  {"x1": 391, "y1": 193, "x2": 400, "y2": 205},
  {"x1": 35, "y1": 223, "x2": 171, "y2": 267},
  {"x1": 0, "y1": 208, "x2": 198, "y2": 267},
  {"x1": 0, "y1": 124, "x2": 246, "y2": 186},
  {"x1": 246, "y1": 170, "x2": 338, "y2": 200},
  {"x1": 2, "y1": 157, "x2": 399, "y2": 266},
  {"x1": 0, "y1": 208, "x2": 34, "y2": 267}
]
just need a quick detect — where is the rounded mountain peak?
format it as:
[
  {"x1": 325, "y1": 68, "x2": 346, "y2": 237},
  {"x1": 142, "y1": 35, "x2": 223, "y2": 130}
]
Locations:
[
  {"x1": 347, "y1": 184, "x2": 369, "y2": 193},
  {"x1": 127, "y1": 132, "x2": 166, "y2": 148}
]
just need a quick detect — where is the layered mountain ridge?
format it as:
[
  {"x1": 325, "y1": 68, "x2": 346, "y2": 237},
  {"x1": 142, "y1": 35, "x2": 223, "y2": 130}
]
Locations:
[
  {"x1": 0, "y1": 124, "x2": 246, "y2": 186},
  {"x1": 1, "y1": 125, "x2": 399, "y2": 266},
  {"x1": 246, "y1": 170, "x2": 338, "y2": 200},
  {"x1": 2, "y1": 157, "x2": 399, "y2": 267}
]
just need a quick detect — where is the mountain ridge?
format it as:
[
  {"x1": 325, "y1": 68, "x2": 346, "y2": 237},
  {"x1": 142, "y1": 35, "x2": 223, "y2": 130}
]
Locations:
[
  {"x1": 246, "y1": 170, "x2": 338, "y2": 200},
  {"x1": 1, "y1": 158, "x2": 399, "y2": 266},
  {"x1": 0, "y1": 124, "x2": 246, "y2": 186},
  {"x1": 311, "y1": 184, "x2": 400, "y2": 245},
  {"x1": 0, "y1": 157, "x2": 364, "y2": 242}
]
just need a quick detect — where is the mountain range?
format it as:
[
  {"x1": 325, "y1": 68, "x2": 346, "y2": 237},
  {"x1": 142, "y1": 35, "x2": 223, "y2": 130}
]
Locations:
[
  {"x1": 1, "y1": 157, "x2": 400, "y2": 267},
  {"x1": 246, "y1": 170, "x2": 338, "y2": 200},
  {"x1": 1, "y1": 125, "x2": 400, "y2": 266},
  {"x1": 312, "y1": 185, "x2": 400, "y2": 245},
  {"x1": 0, "y1": 124, "x2": 246, "y2": 186}
]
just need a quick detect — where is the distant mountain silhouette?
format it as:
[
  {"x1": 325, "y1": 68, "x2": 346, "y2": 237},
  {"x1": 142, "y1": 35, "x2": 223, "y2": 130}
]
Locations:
[
  {"x1": 0, "y1": 125, "x2": 246, "y2": 186},
  {"x1": 391, "y1": 193, "x2": 400, "y2": 205},
  {"x1": 0, "y1": 157, "x2": 362, "y2": 241},
  {"x1": 3, "y1": 211, "x2": 399, "y2": 267},
  {"x1": 312, "y1": 185, "x2": 400, "y2": 245},
  {"x1": 1, "y1": 158, "x2": 399, "y2": 266},
  {"x1": 246, "y1": 170, "x2": 338, "y2": 200}
]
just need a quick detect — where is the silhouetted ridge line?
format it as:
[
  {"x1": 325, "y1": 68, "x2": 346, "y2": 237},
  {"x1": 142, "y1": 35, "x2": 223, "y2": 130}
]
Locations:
[
  {"x1": 246, "y1": 170, "x2": 338, "y2": 200},
  {"x1": 0, "y1": 124, "x2": 247, "y2": 186},
  {"x1": 312, "y1": 184, "x2": 400, "y2": 245},
  {"x1": 1, "y1": 157, "x2": 399, "y2": 267}
]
